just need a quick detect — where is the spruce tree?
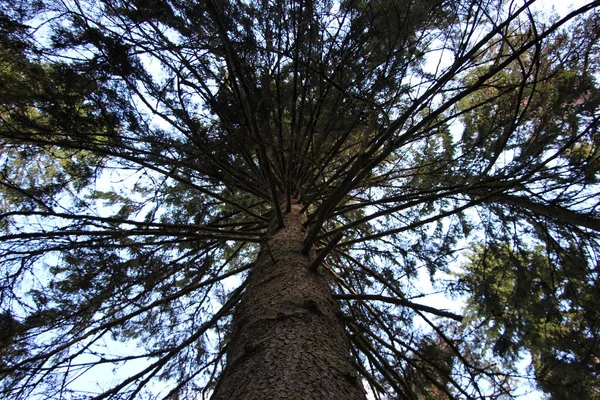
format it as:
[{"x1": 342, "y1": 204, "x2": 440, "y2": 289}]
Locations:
[{"x1": 1, "y1": 0, "x2": 599, "y2": 398}]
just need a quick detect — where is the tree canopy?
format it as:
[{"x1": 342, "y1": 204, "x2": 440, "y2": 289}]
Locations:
[{"x1": 1, "y1": 0, "x2": 600, "y2": 398}]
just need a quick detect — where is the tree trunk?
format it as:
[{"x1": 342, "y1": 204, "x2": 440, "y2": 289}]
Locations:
[{"x1": 211, "y1": 202, "x2": 366, "y2": 399}]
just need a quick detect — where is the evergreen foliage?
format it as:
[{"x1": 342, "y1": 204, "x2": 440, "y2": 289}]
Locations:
[{"x1": 0, "y1": 0, "x2": 599, "y2": 398}]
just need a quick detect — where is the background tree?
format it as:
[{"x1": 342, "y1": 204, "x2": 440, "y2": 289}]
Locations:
[{"x1": 1, "y1": 0, "x2": 599, "y2": 398}]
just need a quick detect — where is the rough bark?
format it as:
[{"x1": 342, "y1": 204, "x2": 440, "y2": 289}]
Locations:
[{"x1": 211, "y1": 202, "x2": 366, "y2": 400}]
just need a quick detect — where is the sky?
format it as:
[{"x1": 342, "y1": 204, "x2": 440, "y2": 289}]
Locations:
[
  {"x1": 20, "y1": 0, "x2": 596, "y2": 398},
  {"x1": 99, "y1": 0, "x2": 594, "y2": 399}
]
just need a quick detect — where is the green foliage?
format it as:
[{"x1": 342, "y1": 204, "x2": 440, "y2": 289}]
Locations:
[
  {"x1": 0, "y1": 0, "x2": 599, "y2": 399},
  {"x1": 460, "y1": 242, "x2": 600, "y2": 398}
]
